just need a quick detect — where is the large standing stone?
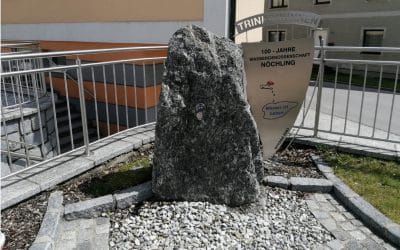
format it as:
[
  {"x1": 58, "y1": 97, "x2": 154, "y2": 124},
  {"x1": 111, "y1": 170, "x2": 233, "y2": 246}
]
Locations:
[{"x1": 152, "y1": 25, "x2": 263, "y2": 206}]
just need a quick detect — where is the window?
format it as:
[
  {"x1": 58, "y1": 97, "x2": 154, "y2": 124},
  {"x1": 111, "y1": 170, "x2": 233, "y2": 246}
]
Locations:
[
  {"x1": 268, "y1": 30, "x2": 286, "y2": 42},
  {"x1": 362, "y1": 29, "x2": 384, "y2": 54},
  {"x1": 270, "y1": 0, "x2": 288, "y2": 8},
  {"x1": 315, "y1": 0, "x2": 331, "y2": 4}
]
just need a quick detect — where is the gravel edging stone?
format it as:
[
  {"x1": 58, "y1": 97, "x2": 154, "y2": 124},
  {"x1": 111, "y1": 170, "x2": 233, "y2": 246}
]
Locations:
[
  {"x1": 29, "y1": 191, "x2": 63, "y2": 250},
  {"x1": 263, "y1": 175, "x2": 333, "y2": 193},
  {"x1": 290, "y1": 177, "x2": 333, "y2": 193},
  {"x1": 262, "y1": 176, "x2": 289, "y2": 189},
  {"x1": 64, "y1": 182, "x2": 153, "y2": 220},
  {"x1": 311, "y1": 155, "x2": 400, "y2": 248},
  {"x1": 114, "y1": 181, "x2": 153, "y2": 209},
  {"x1": 64, "y1": 195, "x2": 115, "y2": 221}
]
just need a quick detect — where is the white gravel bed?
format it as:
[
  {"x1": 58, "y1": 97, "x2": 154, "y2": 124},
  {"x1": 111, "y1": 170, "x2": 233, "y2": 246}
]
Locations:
[{"x1": 109, "y1": 186, "x2": 333, "y2": 249}]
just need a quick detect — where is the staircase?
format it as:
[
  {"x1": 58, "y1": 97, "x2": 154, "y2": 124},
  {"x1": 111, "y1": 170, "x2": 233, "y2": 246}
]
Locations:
[{"x1": 55, "y1": 98, "x2": 98, "y2": 153}]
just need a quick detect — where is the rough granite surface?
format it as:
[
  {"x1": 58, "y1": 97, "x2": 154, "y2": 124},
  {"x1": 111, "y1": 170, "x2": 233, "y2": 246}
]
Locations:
[{"x1": 152, "y1": 25, "x2": 263, "y2": 206}]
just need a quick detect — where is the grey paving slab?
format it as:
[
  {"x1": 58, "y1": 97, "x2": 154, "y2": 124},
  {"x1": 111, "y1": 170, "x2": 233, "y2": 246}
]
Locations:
[
  {"x1": 109, "y1": 133, "x2": 143, "y2": 150},
  {"x1": 326, "y1": 239, "x2": 344, "y2": 250},
  {"x1": 306, "y1": 193, "x2": 398, "y2": 250},
  {"x1": 1, "y1": 177, "x2": 41, "y2": 210},
  {"x1": 54, "y1": 217, "x2": 110, "y2": 250},
  {"x1": 85, "y1": 138, "x2": 133, "y2": 165},
  {"x1": 29, "y1": 242, "x2": 53, "y2": 250}
]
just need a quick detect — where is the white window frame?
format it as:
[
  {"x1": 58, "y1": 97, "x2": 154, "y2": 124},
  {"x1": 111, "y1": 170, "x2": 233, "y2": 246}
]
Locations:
[
  {"x1": 269, "y1": 0, "x2": 289, "y2": 9},
  {"x1": 267, "y1": 29, "x2": 287, "y2": 42},
  {"x1": 360, "y1": 27, "x2": 386, "y2": 54},
  {"x1": 314, "y1": 0, "x2": 332, "y2": 5}
]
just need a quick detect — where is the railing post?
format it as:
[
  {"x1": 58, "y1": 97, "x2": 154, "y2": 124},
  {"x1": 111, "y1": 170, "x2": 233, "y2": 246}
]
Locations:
[
  {"x1": 76, "y1": 58, "x2": 90, "y2": 156},
  {"x1": 313, "y1": 38, "x2": 325, "y2": 137},
  {"x1": 38, "y1": 48, "x2": 47, "y2": 94}
]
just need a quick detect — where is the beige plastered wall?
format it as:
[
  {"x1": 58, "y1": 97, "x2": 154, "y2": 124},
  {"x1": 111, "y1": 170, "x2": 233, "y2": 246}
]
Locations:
[
  {"x1": 235, "y1": 0, "x2": 264, "y2": 44},
  {"x1": 2, "y1": 0, "x2": 204, "y2": 24}
]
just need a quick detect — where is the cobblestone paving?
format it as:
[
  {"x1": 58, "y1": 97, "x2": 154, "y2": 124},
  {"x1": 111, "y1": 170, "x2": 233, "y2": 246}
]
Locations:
[
  {"x1": 54, "y1": 217, "x2": 110, "y2": 250},
  {"x1": 306, "y1": 193, "x2": 397, "y2": 250}
]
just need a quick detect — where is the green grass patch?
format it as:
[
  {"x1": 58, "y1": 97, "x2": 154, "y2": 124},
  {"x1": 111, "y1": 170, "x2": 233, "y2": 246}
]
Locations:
[
  {"x1": 311, "y1": 68, "x2": 399, "y2": 92},
  {"x1": 80, "y1": 158, "x2": 152, "y2": 197},
  {"x1": 320, "y1": 150, "x2": 400, "y2": 224},
  {"x1": 119, "y1": 157, "x2": 152, "y2": 172}
]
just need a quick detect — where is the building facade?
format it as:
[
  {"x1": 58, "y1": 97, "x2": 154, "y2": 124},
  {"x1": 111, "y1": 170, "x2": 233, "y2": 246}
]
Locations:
[
  {"x1": 261, "y1": 0, "x2": 400, "y2": 63},
  {"x1": 2, "y1": 0, "x2": 230, "y2": 44},
  {"x1": 1, "y1": 0, "x2": 233, "y2": 137}
]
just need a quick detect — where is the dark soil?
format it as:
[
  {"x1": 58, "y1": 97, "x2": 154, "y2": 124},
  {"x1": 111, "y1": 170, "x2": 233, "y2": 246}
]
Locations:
[
  {"x1": 265, "y1": 146, "x2": 324, "y2": 178},
  {"x1": 1, "y1": 192, "x2": 50, "y2": 250}
]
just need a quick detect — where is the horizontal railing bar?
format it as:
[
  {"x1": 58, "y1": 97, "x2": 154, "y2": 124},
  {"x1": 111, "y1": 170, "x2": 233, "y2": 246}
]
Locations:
[
  {"x1": 312, "y1": 58, "x2": 400, "y2": 66},
  {"x1": 1, "y1": 42, "x2": 40, "y2": 48},
  {"x1": 0, "y1": 56, "x2": 167, "y2": 77},
  {"x1": 1, "y1": 64, "x2": 77, "y2": 76},
  {"x1": 293, "y1": 126, "x2": 400, "y2": 144},
  {"x1": 0, "y1": 150, "x2": 43, "y2": 161},
  {"x1": 314, "y1": 46, "x2": 400, "y2": 53},
  {"x1": 1, "y1": 45, "x2": 168, "y2": 60},
  {"x1": 80, "y1": 56, "x2": 167, "y2": 68},
  {"x1": 324, "y1": 58, "x2": 400, "y2": 66},
  {"x1": 1, "y1": 50, "x2": 36, "y2": 56},
  {"x1": 0, "y1": 138, "x2": 39, "y2": 148}
]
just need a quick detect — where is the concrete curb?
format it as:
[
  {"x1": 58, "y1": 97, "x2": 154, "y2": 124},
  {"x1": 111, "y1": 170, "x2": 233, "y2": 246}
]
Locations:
[
  {"x1": 29, "y1": 191, "x2": 64, "y2": 250},
  {"x1": 1, "y1": 124, "x2": 155, "y2": 210},
  {"x1": 311, "y1": 155, "x2": 400, "y2": 248},
  {"x1": 114, "y1": 181, "x2": 153, "y2": 209},
  {"x1": 262, "y1": 175, "x2": 333, "y2": 193},
  {"x1": 64, "y1": 181, "x2": 153, "y2": 220},
  {"x1": 64, "y1": 195, "x2": 115, "y2": 221}
]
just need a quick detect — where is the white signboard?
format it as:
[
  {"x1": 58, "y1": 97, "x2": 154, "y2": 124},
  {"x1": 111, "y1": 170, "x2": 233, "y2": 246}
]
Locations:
[
  {"x1": 243, "y1": 38, "x2": 314, "y2": 159},
  {"x1": 236, "y1": 11, "x2": 320, "y2": 34}
]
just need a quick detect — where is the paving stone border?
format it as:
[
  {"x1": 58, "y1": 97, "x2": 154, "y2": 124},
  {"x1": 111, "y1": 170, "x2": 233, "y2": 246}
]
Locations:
[
  {"x1": 307, "y1": 193, "x2": 396, "y2": 250},
  {"x1": 64, "y1": 181, "x2": 153, "y2": 220},
  {"x1": 29, "y1": 191, "x2": 64, "y2": 250},
  {"x1": 311, "y1": 155, "x2": 400, "y2": 248},
  {"x1": 263, "y1": 175, "x2": 333, "y2": 193}
]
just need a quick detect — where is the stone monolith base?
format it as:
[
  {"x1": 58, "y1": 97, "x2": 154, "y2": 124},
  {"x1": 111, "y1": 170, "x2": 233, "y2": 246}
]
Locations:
[{"x1": 152, "y1": 25, "x2": 263, "y2": 206}]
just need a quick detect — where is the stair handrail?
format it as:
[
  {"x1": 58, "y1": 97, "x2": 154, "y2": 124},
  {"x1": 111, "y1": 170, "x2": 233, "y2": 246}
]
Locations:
[{"x1": 46, "y1": 58, "x2": 96, "y2": 100}]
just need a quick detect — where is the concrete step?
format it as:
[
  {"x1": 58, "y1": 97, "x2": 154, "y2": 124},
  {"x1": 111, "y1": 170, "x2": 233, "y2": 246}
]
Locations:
[
  {"x1": 56, "y1": 105, "x2": 69, "y2": 114},
  {"x1": 56, "y1": 113, "x2": 81, "y2": 124},
  {"x1": 59, "y1": 129, "x2": 97, "y2": 152},
  {"x1": 58, "y1": 120, "x2": 83, "y2": 135}
]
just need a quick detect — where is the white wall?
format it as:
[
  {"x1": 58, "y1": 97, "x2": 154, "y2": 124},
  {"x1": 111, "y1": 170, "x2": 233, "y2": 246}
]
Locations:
[{"x1": 1, "y1": 0, "x2": 229, "y2": 44}]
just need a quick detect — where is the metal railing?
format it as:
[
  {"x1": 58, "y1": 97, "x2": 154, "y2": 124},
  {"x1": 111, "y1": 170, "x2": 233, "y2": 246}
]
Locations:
[
  {"x1": 297, "y1": 45, "x2": 400, "y2": 144},
  {"x1": 1, "y1": 45, "x2": 167, "y2": 179},
  {"x1": 1, "y1": 44, "x2": 399, "y2": 180},
  {"x1": 1, "y1": 41, "x2": 46, "y2": 108}
]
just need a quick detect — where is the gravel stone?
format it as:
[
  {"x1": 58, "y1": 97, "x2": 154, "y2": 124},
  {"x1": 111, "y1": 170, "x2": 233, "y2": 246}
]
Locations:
[{"x1": 110, "y1": 186, "x2": 333, "y2": 249}]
